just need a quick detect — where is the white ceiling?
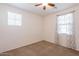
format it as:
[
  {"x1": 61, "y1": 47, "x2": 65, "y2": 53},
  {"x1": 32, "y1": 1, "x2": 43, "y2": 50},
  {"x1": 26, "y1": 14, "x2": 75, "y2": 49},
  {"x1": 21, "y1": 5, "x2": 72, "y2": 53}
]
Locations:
[{"x1": 7, "y1": 3, "x2": 78, "y2": 16}]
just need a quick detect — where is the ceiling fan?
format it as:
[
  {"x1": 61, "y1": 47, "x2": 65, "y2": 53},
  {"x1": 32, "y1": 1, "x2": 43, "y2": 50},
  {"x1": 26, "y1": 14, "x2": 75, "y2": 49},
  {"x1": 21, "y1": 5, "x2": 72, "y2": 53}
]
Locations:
[{"x1": 35, "y1": 3, "x2": 56, "y2": 10}]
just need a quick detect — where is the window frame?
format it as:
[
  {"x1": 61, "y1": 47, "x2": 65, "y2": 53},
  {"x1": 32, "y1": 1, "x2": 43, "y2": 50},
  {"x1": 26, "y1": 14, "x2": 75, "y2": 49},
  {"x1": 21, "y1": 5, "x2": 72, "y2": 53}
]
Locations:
[
  {"x1": 8, "y1": 12, "x2": 22, "y2": 26},
  {"x1": 56, "y1": 12, "x2": 74, "y2": 35}
]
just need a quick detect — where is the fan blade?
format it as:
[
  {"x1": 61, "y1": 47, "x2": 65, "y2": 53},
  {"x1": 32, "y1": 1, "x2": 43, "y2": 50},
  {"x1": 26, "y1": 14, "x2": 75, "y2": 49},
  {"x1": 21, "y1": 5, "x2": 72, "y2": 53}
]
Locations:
[
  {"x1": 48, "y1": 3, "x2": 55, "y2": 7},
  {"x1": 43, "y1": 6, "x2": 46, "y2": 10},
  {"x1": 35, "y1": 3, "x2": 42, "y2": 6}
]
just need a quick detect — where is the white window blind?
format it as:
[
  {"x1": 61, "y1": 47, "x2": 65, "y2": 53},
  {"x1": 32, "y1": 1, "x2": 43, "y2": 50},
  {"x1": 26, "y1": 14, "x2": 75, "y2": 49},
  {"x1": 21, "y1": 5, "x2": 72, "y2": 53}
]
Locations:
[
  {"x1": 8, "y1": 12, "x2": 22, "y2": 26},
  {"x1": 57, "y1": 13, "x2": 73, "y2": 35}
]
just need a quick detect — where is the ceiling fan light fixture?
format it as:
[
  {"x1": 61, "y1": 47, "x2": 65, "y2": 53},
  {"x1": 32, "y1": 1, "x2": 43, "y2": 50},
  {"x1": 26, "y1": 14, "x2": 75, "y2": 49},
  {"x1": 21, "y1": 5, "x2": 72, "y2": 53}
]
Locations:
[
  {"x1": 35, "y1": 3, "x2": 56, "y2": 10},
  {"x1": 42, "y1": 3, "x2": 48, "y2": 6}
]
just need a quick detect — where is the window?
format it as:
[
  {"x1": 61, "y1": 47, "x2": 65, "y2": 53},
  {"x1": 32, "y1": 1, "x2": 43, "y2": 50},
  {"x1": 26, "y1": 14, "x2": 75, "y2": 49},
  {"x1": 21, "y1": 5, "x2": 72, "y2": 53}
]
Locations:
[
  {"x1": 8, "y1": 12, "x2": 22, "y2": 26},
  {"x1": 57, "y1": 13, "x2": 73, "y2": 35}
]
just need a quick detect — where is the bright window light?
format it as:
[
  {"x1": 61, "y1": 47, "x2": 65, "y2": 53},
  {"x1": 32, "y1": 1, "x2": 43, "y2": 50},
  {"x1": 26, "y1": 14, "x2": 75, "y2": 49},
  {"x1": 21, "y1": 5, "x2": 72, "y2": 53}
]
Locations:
[
  {"x1": 57, "y1": 13, "x2": 73, "y2": 35},
  {"x1": 8, "y1": 12, "x2": 22, "y2": 26}
]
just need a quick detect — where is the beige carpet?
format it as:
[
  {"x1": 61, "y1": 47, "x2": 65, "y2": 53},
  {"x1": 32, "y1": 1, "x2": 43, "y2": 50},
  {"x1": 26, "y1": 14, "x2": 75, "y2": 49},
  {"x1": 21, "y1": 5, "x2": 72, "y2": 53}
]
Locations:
[{"x1": 1, "y1": 40, "x2": 79, "y2": 56}]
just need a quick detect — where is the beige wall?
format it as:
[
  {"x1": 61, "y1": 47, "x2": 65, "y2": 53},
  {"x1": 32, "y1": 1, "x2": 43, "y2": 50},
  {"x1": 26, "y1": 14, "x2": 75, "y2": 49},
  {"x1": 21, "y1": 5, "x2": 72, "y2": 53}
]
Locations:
[
  {"x1": 43, "y1": 5, "x2": 79, "y2": 51},
  {"x1": 1, "y1": 4, "x2": 79, "y2": 53},
  {"x1": 0, "y1": 4, "x2": 43, "y2": 53}
]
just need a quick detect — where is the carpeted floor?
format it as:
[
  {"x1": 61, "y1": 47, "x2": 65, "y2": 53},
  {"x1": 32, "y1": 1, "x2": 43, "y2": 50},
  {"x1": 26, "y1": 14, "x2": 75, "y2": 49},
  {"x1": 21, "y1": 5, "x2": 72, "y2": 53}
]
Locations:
[{"x1": 1, "y1": 40, "x2": 79, "y2": 56}]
